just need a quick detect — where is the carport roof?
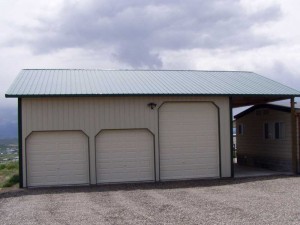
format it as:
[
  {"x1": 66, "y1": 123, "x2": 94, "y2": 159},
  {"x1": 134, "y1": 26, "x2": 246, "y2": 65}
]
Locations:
[
  {"x1": 234, "y1": 104, "x2": 297, "y2": 119},
  {"x1": 5, "y1": 69, "x2": 300, "y2": 107}
]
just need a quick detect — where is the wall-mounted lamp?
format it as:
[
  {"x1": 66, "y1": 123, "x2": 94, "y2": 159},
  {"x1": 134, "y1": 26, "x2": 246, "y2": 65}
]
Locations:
[{"x1": 147, "y1": 102, "x2": 157, "y2": 109}]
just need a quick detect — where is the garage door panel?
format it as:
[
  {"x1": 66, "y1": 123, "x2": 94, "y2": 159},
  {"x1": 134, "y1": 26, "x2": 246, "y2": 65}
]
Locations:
[
  {"x1": 160, "y1": 168, "x2": 218, "y2": 175},
  {"x1": 161, "y1": 161, "x2": 219, "y2": 169},
  {"x1": 159, "y1": 102, "x2": 219, "y2": 180},
  {"x1": 98, "y1": 154, "x2": 153, "y2": 160},
  {"x1": 98, "y1": 159, "x2": 153, "y2": 167},
  {"x1": 99, "y1": 145, "x2": 151, "y2": 151},
  {"x1": 161, "y1": 166, "x2": 219, "y2": 173},
  {"x1": 161, "y1": 156, "x2": 218, "y2": 165},
  {"x1": 160, "y1": 152, "x2": 217, "y2": 158},
  {"x1": 164, "y1": 169, "x2": 219, "y2": 179},
  {"x1": 99, "y1": 152, "x2": 149, "y2": 158},
  {"x1": 161, "y1": 152, "x2": 218, "y2": 160},
  {"x1": 160, "y1": 147, "x2": 218, "y2": 153},
  {"x1": 31, "y1": 165, "x2": 57, "y2": 171},
  {"x1": 100, "y1": 172, "x2": 154, "y2": 183},
  {"x1": 160, "y1": 135, "x2": 217, "y2": 142},
  {"x1": 100, "y1": 167, "x2": 153, "y2": 174},
  {"x1": 26, "y1": 131, "x2": 89, "y2": 187},
  {"x1": 96, "y1": 129, "x2": 155, "y2": 184},
  {"x1": 161, "y1": 125, "x2": 216, "y2": 131},
  {"x1": 99, "y1": 162, "x2": 153, "y2": 171}
]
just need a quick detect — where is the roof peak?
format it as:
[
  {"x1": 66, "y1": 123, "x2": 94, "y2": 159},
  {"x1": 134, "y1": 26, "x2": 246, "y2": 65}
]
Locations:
[{"x1": 22, "y1": 69, "x2": 254, "y2": 73}]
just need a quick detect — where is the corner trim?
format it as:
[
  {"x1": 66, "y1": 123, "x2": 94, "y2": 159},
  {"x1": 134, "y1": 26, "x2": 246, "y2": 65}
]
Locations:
[
  {"x1": 18, "y1": 98, "x2": 23, "y2": 188},
  {"x1": 229, "y1": 97, "x2": 234, "y2": 178}
]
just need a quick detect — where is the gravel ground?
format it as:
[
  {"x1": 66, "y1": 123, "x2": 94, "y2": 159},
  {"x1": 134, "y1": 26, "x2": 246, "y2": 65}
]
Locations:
[{"x1": 1, "y1": 176, "x2": 300, "y2": 225}]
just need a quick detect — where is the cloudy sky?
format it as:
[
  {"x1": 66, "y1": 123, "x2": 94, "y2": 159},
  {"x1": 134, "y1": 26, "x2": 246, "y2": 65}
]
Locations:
[{"x1": 0, "y1": 0, "x2": 300, "y2": 137}]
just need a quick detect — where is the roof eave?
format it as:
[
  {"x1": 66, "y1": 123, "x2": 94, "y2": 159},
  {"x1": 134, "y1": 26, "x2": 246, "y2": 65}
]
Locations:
[
  {"x1": 234, "y1": 104, "x2": 295, "y2": 119},
  {"x1": 5, "y1": 93, "x2": 300, "y2": 98}
]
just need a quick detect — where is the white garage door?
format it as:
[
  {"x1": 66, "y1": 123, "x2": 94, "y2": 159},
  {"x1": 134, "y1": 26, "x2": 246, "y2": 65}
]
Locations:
[
  {"x1": 159, "y1": 102, "x2": 219, "y2": 180},
  {"x1": 26, "y1": 131, "x2": 89, "y2": 187},
  {"x1": 96, "y1": 129, "x2": 155, "y2": 184}
]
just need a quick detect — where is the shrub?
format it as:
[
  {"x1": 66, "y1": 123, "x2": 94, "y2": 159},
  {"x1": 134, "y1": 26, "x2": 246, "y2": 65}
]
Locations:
[
  {"x1": 0, "y1": 162, "x2": 19, "y2": 171},
  {"x1": 5, "y1": 162, "x2": 19, "y2": 170},
  {"x1": 0, "y1": 164, "x2": 5, "y2": 170},
  {"x1": 3, "y1": 174, "x2": 19, "y2": 188}
]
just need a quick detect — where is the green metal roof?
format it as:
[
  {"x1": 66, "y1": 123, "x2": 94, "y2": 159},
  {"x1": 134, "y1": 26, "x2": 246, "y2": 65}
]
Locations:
[{"x1": 5, "y1": 69, "x2": 300, "y2": 97}]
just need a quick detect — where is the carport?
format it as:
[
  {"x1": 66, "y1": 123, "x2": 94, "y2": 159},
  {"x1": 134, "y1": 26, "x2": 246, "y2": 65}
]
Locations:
[{"x1": 231, "y1": 95, "x2": 299, "y2": 177}]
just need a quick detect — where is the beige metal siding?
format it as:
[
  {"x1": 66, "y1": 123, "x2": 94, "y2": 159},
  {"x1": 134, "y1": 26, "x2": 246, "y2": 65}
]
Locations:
[
  {"x1": 159, "y1": 102, "x2": 219, "y2": 180},
  {"x1": 21, "y1": 96, "x2": 231, "y2": 187},
  {"x1": 26, "y1": 131, "x2": 89, "y2": 187},
  {"x1": 96, "y1": 129, "x2": 154, "y2": 183}
]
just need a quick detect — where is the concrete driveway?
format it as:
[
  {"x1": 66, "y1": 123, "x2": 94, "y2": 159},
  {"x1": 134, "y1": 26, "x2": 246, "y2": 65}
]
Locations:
[{"x1": 1, "y1": 176, "x2": 300, "y2": 225}]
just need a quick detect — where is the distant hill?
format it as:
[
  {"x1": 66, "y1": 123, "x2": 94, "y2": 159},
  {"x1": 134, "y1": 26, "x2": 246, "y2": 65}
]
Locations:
[
  {"x1": 0, "y1": 122, "x2": 17, "y2": 139},
  {"x1": 0, "y1": 107, "x2": 18, "y2": 139},
  {"x1": 0, "y1": 138, "x2": 18, "y2": 145}
]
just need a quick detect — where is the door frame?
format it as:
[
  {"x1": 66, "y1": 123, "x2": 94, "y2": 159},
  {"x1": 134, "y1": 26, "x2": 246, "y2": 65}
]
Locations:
[
  {"x1": 25, "y1": 130, "x2": 90, "y2": 188},
  {"x1": 158, "y1": 101, "x2": 221, "y2": 181},
  {"x1": 94, "y1": 128, "x2": 156, "y2": 184}
]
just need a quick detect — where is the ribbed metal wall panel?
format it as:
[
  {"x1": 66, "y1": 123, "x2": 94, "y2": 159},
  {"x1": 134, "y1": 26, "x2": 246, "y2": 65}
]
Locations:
[{"x1": 21, "y1": 96, "x2": 231, "y2": 187}]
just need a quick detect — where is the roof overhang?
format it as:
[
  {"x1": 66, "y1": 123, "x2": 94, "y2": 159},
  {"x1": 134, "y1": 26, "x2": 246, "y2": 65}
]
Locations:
[
  {"x1": 234, "y1": 103, "x2": 293, "y2": 119},
  {"x1": 6, "y1": 94, "x2": 299, "y2": 108},
  {"x1": 231, "y1": 95, "x2": 296, "y2": 108}
]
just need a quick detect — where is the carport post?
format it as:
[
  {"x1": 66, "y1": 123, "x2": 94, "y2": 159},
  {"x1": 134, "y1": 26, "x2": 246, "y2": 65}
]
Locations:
[
  {"x1": 291, "y1": 97, "x2": 298, "y2": 173},
  {"x1": 229, "y1": 97, "x2": 234, "y2": 178}
]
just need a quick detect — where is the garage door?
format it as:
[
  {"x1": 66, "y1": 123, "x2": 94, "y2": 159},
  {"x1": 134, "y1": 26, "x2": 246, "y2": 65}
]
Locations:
[
  {"x1": 96, "y1": 129, "x2": 155, "y2": 184},
  {"x1": 26, "y1": 131, "x2": 89, "y2": 187},
  {"x1": 159, "y1": 102, "x2": 219, "y2": 180}
]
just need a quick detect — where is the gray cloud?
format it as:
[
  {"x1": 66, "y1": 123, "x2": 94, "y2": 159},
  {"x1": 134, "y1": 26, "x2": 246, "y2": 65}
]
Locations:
[
  {"x1": 10, "y1": 0, "x2": 282, "y2": 68},
  {"x1": 0, "y1": 106, "x2": 17, "y2": 139},
  {"x1": 259, "y1": 61, "x2": 300, "y2": 90}
]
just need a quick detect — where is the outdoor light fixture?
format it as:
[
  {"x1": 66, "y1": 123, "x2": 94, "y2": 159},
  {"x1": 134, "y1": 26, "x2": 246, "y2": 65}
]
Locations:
[{"x1": 147, "y1": 102, "x2": 157, "y2": 109}]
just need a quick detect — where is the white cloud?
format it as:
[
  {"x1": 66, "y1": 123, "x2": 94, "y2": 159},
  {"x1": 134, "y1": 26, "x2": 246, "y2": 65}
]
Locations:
[
  {"x1": 161, "y1": 43, "x2": 300, "y2": 89},
  {"x1": 4, "y1": 0, "x2": 282, "y2": 68},
  {"x1": 0, "y1": 0, "x2": 300, "y2": 128}
]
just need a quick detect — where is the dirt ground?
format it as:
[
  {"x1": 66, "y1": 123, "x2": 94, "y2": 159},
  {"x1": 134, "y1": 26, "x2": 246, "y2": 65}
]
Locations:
[{"x1": 1, "y1": 176, "x2": 300, "y2": 225}]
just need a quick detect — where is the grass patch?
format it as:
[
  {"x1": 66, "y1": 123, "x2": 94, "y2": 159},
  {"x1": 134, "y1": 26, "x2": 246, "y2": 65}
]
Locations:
[
  {"x1": 3, "y1": 174, "x2": 19, "y2": 188},
  {"x1": 0, "y1": 161, "x2": 19, "y2": 189},
  {"x1": 0, "y1": 164, "x2": 5, "y2": 170},
  {"x1": 4, "y1": 162, "x2": 18, "y2": 170}
]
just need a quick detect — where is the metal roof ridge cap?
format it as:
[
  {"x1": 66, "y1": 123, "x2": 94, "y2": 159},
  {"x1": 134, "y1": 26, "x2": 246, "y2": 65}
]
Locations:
[{"x1": 21, "y1": 69, "x2": 254, "y2": 73}]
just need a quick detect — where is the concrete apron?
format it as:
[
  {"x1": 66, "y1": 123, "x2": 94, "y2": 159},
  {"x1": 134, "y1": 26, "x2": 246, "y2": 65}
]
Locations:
[{"x1": 234, "y1": 164, "x2": 293, "y2": 178}]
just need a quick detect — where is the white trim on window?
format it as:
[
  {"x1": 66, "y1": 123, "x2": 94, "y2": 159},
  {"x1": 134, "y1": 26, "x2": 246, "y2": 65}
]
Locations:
[
  {"x1": 264, "y1": 122, "x2": 273, "y2": 139},
  {"x1": 274, "y1": 122, "x2": 285, "y2": 139}
]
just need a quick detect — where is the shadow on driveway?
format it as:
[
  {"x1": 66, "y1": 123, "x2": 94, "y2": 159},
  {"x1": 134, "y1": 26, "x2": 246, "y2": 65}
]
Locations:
[{"x1": 0, "y1": 174, "x2": 297, "y2": 199}]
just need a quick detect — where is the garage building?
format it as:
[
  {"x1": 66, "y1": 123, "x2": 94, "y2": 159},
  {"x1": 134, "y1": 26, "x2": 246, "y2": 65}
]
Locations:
[{"x1": 5, "y1": 69, "x2": 300, "y2": 187}]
